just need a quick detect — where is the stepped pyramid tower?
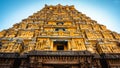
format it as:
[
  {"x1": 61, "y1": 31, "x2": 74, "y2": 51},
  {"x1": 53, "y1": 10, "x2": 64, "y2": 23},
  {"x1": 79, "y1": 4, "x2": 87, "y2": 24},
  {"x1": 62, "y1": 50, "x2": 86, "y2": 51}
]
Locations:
[{"x1": 0, "y1": 4, "x2": 120, "y2": 68}]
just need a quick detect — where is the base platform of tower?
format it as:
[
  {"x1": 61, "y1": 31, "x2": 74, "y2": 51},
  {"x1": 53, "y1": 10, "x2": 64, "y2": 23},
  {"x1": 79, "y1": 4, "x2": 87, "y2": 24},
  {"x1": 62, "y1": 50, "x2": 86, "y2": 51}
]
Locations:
[
  {"x1": 0, "y1": 4, "x2": 120, "y2": 68},
  {"x1": 0, "y1": 51, "x2": 120, "y2": 68}
]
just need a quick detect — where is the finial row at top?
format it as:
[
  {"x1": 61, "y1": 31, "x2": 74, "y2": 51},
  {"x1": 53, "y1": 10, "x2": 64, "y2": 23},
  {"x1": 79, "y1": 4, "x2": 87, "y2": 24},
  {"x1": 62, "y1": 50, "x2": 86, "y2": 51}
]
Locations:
[{"x1": 44, "y1": 4, "x2": 75, "y2": 9}]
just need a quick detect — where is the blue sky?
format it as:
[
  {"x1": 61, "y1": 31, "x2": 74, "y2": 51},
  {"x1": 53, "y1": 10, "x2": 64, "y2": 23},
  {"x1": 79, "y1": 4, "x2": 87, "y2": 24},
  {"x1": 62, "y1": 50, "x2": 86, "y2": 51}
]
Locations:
[{"x1": 0, "y1": 0, "x2": 120, "y2": 33}]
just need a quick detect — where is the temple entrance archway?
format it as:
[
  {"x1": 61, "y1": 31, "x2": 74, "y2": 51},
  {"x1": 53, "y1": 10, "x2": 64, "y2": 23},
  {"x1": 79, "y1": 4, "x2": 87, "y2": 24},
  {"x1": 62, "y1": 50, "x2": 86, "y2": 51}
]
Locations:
[{"x1": 53, "y1": 41, "x2": 68, "y2": 51}]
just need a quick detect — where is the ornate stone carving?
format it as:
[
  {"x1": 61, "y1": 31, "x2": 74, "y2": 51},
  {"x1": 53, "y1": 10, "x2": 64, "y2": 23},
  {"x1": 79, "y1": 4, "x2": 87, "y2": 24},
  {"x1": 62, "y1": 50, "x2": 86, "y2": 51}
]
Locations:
[{"x1": 0, "y1": 4, "x2": 119, "y2": 68}]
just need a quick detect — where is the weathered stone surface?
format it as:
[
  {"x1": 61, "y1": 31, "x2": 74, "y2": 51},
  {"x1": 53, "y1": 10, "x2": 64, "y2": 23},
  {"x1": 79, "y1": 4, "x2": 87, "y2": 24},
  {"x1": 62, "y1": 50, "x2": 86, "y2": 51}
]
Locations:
[{"x1": 0, "y1": 4, "x2": 120, "y2": 68}]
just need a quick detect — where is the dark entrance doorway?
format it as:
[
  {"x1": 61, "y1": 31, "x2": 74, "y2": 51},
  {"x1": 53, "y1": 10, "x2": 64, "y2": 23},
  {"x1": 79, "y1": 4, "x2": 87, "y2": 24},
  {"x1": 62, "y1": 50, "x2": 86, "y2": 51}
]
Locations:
[
  {"x1": 57, "y1": 45, "x2": 64, "y2": 50},
  {"x1": 53, "y1": 41, "x2": 68, "y2": 51}
]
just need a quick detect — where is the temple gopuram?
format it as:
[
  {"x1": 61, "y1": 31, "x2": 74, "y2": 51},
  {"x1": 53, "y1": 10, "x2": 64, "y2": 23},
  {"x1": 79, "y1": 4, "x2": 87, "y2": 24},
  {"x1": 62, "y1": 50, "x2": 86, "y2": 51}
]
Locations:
[{"x1": 0, "y1": 4, "x2": 120, "y2": 68}]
